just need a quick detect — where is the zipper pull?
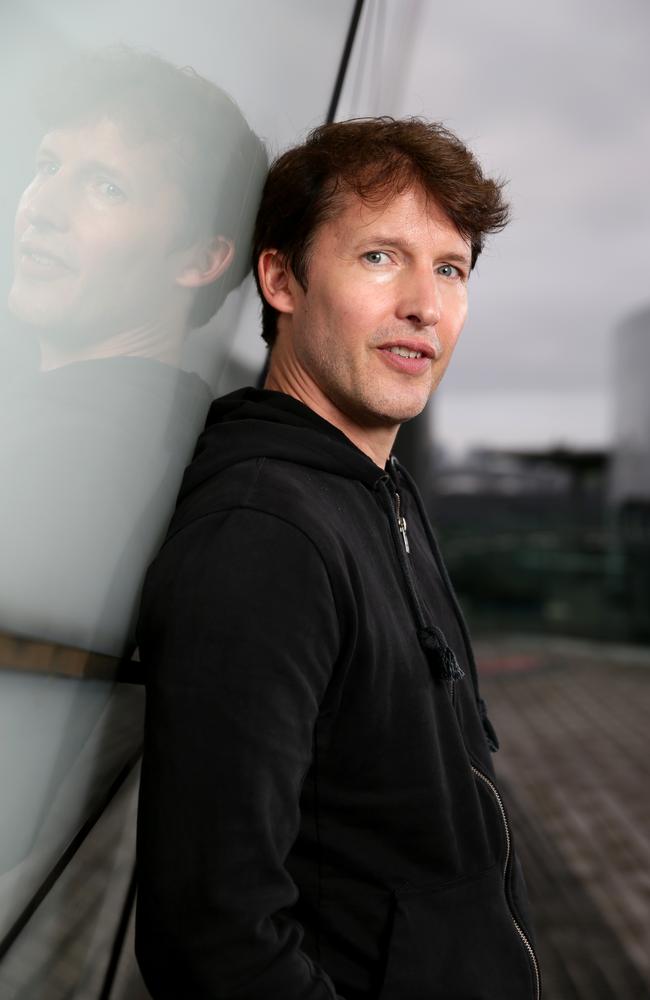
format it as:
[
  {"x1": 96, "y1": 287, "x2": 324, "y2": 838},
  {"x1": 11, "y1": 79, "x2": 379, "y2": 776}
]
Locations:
[
  {"x1": 394, "y1": 493, "x2": 410, "y2": 553},
  {"x1": 398, "y1": 514, "x2": 410, "y2": 553}
]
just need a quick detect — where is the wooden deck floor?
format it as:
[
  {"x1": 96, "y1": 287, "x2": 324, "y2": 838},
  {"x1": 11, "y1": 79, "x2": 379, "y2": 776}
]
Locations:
[{"x1": 475, "y1": 635, "x2": 650, "y2": 1000}]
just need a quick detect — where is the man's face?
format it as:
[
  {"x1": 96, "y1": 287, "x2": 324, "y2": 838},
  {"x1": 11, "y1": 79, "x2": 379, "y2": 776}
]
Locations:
[
  {"x1": 9, "y1": 117, "x2": 195, "y2": 344},
  {"x1": 280, "y1": 185, "x2": 470, "y2": 432}
]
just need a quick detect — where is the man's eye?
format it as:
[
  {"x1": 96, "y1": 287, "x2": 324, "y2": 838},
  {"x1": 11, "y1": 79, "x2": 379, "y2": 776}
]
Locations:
[
  {"x1": 36, "y1": 160, "x2": 59, "y2": 177},
  {"x1": 363, "y1": 251, "x2": 389, "y2": 265},
  {"x1": 95, "y1": 180, "x2": 126, "y2": 200},
  {"x1": 438, "y1": 263, "x2": 461, "y2": 279}
]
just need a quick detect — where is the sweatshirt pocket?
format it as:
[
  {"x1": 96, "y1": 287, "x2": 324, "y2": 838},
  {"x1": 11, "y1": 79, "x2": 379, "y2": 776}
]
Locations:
[{"x1": 377, "y1": 864, "x2": 536, "y2": 1000}]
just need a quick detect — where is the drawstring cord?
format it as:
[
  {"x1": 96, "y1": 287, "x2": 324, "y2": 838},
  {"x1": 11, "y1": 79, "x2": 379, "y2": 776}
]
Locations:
[
  {"x1": 376, "y1": 476, "x2": 464, "y2": 684},
  {"x1": 388, "y1": 459, "x2": 499, "y2": 752}
]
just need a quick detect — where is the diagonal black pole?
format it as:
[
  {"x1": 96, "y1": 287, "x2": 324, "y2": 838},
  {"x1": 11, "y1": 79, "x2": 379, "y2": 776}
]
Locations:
[
  {"x1": 98, "y1": 858, "x2": 138, "y2": 1000},
  {"x1": 0, "y1": 751, "x2": 142, "y2": 962},
  {"x1": 326, "y1": 0, "x2": 366, "y2": 123}
]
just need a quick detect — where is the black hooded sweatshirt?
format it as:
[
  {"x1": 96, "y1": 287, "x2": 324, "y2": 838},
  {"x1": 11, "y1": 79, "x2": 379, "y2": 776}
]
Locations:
[{"x1": 135, "y1": 387, "x2": 540, "y2": 1000}]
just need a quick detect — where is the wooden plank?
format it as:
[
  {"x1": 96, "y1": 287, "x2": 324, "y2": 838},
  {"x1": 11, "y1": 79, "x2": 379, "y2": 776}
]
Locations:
[{"x1": 0, "y1": 631, "x2": 135, "y2": 681}]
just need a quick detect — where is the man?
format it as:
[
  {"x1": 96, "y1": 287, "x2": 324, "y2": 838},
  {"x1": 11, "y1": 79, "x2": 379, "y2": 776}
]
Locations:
[
  {"x1": 136, "y1": 118, "x2": 540, "y2": 999},
  {"x1": 1, "y1": 47, "x2": 266, "y2": 656}
]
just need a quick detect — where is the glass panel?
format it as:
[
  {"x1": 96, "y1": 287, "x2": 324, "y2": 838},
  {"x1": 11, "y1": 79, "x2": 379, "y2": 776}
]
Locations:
[{"x1": 0, "y1": 1, "x2": 356, "y2": 995}]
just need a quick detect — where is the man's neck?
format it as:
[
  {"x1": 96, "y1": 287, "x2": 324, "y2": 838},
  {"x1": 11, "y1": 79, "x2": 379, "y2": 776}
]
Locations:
[
  {"x1": 39, "y1": 321, "x2": 185, "y2": 372},
  {"x1": 265, "y1": 359, "x2": 397, "y2": 470}
]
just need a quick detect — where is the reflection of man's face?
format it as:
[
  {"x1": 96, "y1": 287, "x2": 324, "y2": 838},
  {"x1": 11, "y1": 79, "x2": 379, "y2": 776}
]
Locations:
[{"x1": 9, "y1": 117, "x2": 196, "y2": 346}]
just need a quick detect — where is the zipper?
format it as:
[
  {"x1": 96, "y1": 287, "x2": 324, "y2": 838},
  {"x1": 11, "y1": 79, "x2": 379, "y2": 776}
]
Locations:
[
  {"x1": 394, "y1": 492, "x2": 410, "y2": 553},
  {"x1": 388, "y1": 465, "x2": 536, "y2": 987},
  {"x1": 471, "y1": 765, "x2": 541, "y2": 1000}
]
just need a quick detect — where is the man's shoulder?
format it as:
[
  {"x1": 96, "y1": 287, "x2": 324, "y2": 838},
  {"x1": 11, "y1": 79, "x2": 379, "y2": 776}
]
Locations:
[
  {"x1": 142, "y1": 455, "x2": 359, "y2": 618},
  {"x1": 170, "y1": 453, "x2": 357, "y2": 540},
  {"x1": 163, "y1": 385, "x2": 387, "y2": 556}
]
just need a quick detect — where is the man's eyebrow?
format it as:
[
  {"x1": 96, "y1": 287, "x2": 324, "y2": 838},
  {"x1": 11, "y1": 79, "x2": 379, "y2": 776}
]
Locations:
[
  {"x1": 79, "y1": 159, "x2": 131, "y2": 185},
  {"x1": 355, "y1": 232, "x2": 408, "y2": 249},
  {"x1": 443, "y1": 251, "x2": 472, "y2": 269},
  {"x1": 35, "y1": 143, "x2": 59, "y2": 161},
  {"x1": 355, "y1": 234, "x2": 472, "y2": 268}
]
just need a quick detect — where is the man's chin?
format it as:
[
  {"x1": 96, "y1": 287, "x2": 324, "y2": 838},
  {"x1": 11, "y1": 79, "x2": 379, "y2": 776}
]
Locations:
[
  {"x1": 7, "y1": 286, "x2": 79, "y2": 335},
  {"x1": 359, "y1": 403, "x2": 429, "y2": 433},
  {"x1": 8, "y1": 287, "x2": 52, "y2": 329},
  {"x1": 379, "y1": 394, "x2": 432, "y2": 426}
]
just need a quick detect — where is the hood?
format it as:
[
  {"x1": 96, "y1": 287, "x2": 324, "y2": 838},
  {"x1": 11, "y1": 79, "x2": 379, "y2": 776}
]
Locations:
[{"x1": 178, "y1": 387, "x2": 388, "y2": 502}]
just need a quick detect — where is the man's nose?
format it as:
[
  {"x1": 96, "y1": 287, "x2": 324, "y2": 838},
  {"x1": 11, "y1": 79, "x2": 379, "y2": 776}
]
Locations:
[
  {"x1": 397, "y1": 266, "x2": 442, "y2": 327},
  {"x1": 22, "y1": 175, "x2": 71, "y2": 233}
]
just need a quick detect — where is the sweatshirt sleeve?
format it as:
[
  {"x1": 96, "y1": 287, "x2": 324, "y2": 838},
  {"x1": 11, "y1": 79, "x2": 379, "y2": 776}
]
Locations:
[{"x1": 135, "y1": 507, "x2": 344, "y2": 999}]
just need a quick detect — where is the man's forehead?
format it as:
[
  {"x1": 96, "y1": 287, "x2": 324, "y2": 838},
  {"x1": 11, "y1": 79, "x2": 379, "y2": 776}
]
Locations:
[
  {"x1": 324, "y1": 184, "x2": 470, "y2": 252},
  {"x1": 43, "y1": 116, "x2": 134, "y2": 150}
]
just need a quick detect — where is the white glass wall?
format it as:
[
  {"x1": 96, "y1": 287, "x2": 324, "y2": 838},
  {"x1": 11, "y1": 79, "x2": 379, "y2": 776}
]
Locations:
[{"x1": 0, "y1": 2, "x2": 357, "y2": 995}]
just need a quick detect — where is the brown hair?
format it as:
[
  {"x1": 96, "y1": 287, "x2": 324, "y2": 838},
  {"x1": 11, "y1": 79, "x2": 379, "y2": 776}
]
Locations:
[{"x1": 252, "y1": 117, "x2": 509, "y2": 346}]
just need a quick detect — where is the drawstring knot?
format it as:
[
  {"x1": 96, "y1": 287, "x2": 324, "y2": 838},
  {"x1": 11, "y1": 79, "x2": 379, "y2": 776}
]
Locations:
[{"x1": 417, "y1": 626, "x2": 465, "y2": 682}]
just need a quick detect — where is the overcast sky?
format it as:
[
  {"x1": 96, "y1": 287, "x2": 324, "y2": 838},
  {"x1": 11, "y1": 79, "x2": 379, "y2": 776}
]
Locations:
[{"x1": 339, "y1": 0, "x2": 649, "y2": 452}]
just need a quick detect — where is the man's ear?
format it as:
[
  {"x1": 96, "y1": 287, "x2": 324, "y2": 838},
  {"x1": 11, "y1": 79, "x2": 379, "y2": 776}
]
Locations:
[
  {"x1": 176, "y1": 235, "x2": 235, "y2": 289},
  {"x1": 257, "y1": 249, "x2": 296, "y2": 317}
]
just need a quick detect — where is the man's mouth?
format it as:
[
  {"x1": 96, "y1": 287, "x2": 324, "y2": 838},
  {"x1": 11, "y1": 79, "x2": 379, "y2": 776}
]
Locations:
[
  {"x1": 17, "y1": 242, "x2": 74, "y2": 276},
  {"x1": 379, "y1": 338, "x2": 439, "y2": 360},
  {"x1": 377, "y1": 340, "x2": 437, "y2": 376},
  {"x1": 24, "y1": 249, "x2": 61, "y2": 267},
  {"x1": 387, "y1": 346, "x2": 424, "y2": 360}
]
